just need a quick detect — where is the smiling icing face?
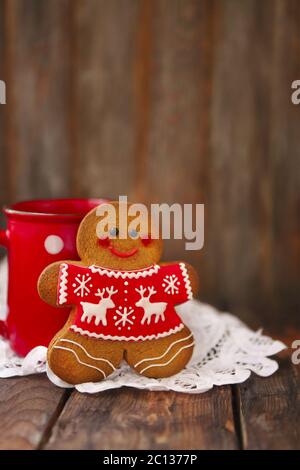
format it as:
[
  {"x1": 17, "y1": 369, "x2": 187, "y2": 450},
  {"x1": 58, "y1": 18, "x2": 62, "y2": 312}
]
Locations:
[{"x1": 76, "y1": 201, "x2": 163, "y2": 270}]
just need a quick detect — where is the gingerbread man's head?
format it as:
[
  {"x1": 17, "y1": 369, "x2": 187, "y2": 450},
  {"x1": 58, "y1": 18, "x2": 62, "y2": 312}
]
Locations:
[{"x1": 76, "y1": 201, "x2": 163, "y2": 270}]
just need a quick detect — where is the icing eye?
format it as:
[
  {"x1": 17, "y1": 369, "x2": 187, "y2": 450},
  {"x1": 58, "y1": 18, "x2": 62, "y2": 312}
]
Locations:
[
  {"x1": 129, "y1": 229, "x2": 139, "y2": 239},
  {"x1": 141, "y1": 236, "x2": 152, "y2": 246},
  {"x1": 109, "y1": 227, "x2": 119, "y2": 237}
]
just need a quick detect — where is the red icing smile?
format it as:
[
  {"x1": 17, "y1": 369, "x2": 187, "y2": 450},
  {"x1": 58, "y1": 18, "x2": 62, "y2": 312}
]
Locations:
[
  {"x1": 109, "y1": 245, "x2": 139, "y2": 258},
  {"x1": 98, "y1": 238, "x2": 138, "y2": 258}
]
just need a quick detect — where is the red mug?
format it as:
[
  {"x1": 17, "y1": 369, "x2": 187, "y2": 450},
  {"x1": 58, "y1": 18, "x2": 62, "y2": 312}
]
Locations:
[{"x1": 0, "y1": 198, "x2": 105, "y2": 356}]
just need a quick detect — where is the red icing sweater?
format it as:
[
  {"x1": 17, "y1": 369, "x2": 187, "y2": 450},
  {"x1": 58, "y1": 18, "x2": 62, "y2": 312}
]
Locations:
[{"x1": 57, "y1": 263, "x2": 193, "y2": 341}]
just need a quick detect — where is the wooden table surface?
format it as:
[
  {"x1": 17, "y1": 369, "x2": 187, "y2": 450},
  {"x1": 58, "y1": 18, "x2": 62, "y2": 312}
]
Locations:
[{"x1": 0, "y1": 350, "x2": 298, "y2": 450}]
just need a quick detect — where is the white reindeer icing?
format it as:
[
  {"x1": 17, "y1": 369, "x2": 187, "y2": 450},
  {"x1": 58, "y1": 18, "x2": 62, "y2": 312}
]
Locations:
[
  {"x1": 80, "y1": 286, "x2": 118, "y2": 326},
  {"x1": 135, "y1": 286, "x2": 167, "y2": 325}
]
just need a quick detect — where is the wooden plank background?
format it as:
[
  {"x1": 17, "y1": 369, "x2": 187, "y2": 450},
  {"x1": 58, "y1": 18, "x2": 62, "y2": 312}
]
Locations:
[
  {"x1": 0, "y1": 357, "x2": 298, "y2": 450},
  {"x1": 45, "y1": 386, "x2": 238, "y2": 450},
  {"x1": 0, "y1": 0, "x2": 300, "y2": 329}
]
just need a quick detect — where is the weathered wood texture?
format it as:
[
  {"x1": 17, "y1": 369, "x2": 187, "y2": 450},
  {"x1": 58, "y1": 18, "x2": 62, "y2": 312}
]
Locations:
[
  {"x1": 1, "y1": 0, "x2": 300, "y2": 327},
  {"x1": 2, "y1": 362, "x2": 298, "y2": 450},
  {"x1": 45, "y1": 387, "x2": 238, "y2": 450},
  {"x1": 0, "y1": 0, "x2": 8, "y2": 256},
  {"x1": 236, "y1": 358, "x2": 300, "y2": 450},
  {"x1": 270, "y1": 0, "x2": 300, "y2": 325},
  {"x1": 3, "y1": 0, "x2": 73, "y2": 199},
  {"x1": 73, "y1": 0, "x2": 139, "y2": 199},
  {"x1": 209, "y1": 0, "x2": 275, "y2": 321},
  {"x1": 0, "y1": 354, "x2": 298, "y2": 450},
  {"x1": 0, "y1": 0, "x2": 8, "y2": 205},
  {"x1": 0, "y1": 375, "x2": 68, "y2": 450}
]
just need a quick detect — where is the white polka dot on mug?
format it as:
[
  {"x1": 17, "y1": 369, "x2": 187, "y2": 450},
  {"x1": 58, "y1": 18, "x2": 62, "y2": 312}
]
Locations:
[{"x1": 44, "y1": 235, "x2": 64, "y2": 255}]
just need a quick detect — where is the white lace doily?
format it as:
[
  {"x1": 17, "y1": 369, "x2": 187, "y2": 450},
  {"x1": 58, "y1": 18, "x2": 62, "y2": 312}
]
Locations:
[{"x1": 0, "y1": 258, "x2": 286, "y2": 394}]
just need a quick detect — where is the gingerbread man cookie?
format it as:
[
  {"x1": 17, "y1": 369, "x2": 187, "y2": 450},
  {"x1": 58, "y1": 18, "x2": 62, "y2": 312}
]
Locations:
[{"x1": 38, "y1": 201, "x2": 199, "y2": 385}]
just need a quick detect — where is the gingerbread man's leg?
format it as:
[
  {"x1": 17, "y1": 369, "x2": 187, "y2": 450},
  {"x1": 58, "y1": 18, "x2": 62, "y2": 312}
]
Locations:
[
  {"x1": 48, "y1": 329, "x2": 123, "y2": 385},
  {"x1": 125, "y1": 326, "x2": 194, "y2": 378}
]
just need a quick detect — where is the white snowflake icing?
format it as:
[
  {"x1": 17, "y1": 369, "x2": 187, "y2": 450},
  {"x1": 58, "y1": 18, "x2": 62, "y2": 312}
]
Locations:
[
  {"x1": 113, "y1": 307, "x2": 135, "y2": 330},
  {"x1": 162, "y1": 274, "x2": 180, "y2": 295},
  {"x1": 72, "y1": 274, "x2": 93, "y2": 297}
]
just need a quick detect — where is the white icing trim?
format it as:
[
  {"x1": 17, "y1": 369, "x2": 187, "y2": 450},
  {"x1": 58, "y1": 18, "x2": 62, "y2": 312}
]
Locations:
[
  {"x1": 58, "y1": 339, "x2": 116, "y2": 371},
  {"x1": 58, "y1": 263, "x2": 68, "y2": 305},
  {"x1": 179, "y1": 262, "x2": 193, "y2": 300},
  {"x1": 134, "y1": 333, "x2": 193, "y2": 368},
  {"x1": 53, "y1": 345, "x2": 106, "y2": 378},
  {"x1": 89, "y1": 264, "x2": 160, "y2": 279},
  {"x1": 70, "y1": 323, "x2": 184, "y2": 341},
  {"x1": 139, "y1": 341, "x2": 195, "y2": 374}
]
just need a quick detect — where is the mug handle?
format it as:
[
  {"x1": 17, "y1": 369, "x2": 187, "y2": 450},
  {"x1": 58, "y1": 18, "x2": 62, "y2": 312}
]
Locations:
[
  {"x1": 0, "y1": 229, "x2": 9, "y2": 338},
  {"x1": 0, "y1": 229, "x2": 9, "y2": 247}
]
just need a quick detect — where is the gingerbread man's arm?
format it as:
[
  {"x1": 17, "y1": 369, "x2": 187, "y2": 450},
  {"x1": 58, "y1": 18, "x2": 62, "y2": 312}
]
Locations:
[
  {"x1": 38, "y1": 260, "x2": 84, "y2": 307},
  {"x1": 183, "y1": 262, "x2": 199, "y2": 297},
  {"x1": 159, "y1": 261, "x2": 199, "y2": 298}
]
